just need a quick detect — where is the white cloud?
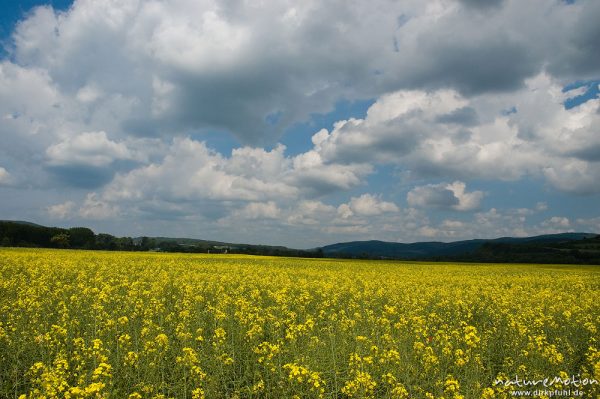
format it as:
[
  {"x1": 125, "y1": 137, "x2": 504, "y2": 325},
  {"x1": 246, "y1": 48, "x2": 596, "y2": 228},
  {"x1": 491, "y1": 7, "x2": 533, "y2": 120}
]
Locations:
[
  {"x1": 575, "y1": 217, "x2": 600, "y2": 233},
  {"x1": 4, "y1": 0, "x2": 598, "y2": 148},
  {"x1": 46, "y1": 131, "x2": 133, "y2": 167},
  {"x1": 445, "y1": 182, "x2": 485, "y2": 211},
  {"x1": 78, "y1": 193, "x2": 120, "y2": 220},
  {"x1": 76, "y1": 84, "x2": 104, "y2": 103},
  {"x1": 200, "y1": 196, "x2": 408, "y2": 245},
  {"x1": 1, "y1": 0, "x2": 599, "y2": 246},
  {"x1": 418, "y1": 225, "x2": 440, "y2": 238},
  {"x1": 0, "y1": 61, "x2": 61, "y2": 124},
  {"x1": 407, "y1": 181, "x2": 484, "y2": 211},
  {"x1": 543, "y1": 160, "x2": 600, "y2": 195},
  {"x1": 1, "y1": 1, "x2": 598, "y2": 192},
  {"x1": 47, "y1": 201, "x2": 76, "y2": 219},
  {"x1": 441, "y1": 219, "x2": 466, "y2": 229},
  {"x1": 337, "y1": 194, "x2": 399, "y2": 218},
  {"x1": 47, "y1": 194, "x2": 119, "y2": 220},
  {"x1": 97, "y1": 137, "x2": 372, "y2": 213},
  {"x1": 0, "y1": 62, "x2": 68, "y2": 164},
  {"x1": 0, "y1": 167, "x2": 10, "y2": 185},
  {"x1": 230, "y1": 201, "x2": 281, "y2": 220},
  {"x1": 541, "y1": 216, "x2": 571, "y2": 229},
  {"x1": 102, "y1": 138, "x2": 296, "y2": 204},
  {"x1": 286, "y1": 200, "x2": 337, "y2": 226},
  {"x1": 5, "y1": 0, "x2": 400, "y2": 144},
  {"x1": 417, "y1": 219, "x2": 469, "y2": 239},
  {"x1": 412, "y1": 205, "x2": 571, "y2": 241},
  {"x1": 312, "y1": 74, "x2": 600, "y2": 193}
]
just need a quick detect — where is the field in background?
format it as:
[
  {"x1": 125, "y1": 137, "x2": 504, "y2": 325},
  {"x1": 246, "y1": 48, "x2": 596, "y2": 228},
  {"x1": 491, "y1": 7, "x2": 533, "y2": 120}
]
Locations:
[{"x1": 1, "y1": 248, "x2": 598, "y2": 398}]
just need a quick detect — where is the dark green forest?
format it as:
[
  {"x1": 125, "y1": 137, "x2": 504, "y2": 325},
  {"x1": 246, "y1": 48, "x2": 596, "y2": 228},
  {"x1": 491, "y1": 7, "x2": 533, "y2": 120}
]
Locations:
[
  {"x1": 0, "y1": 221, "x2": 323, "y2": 258},
  {"x1": 447, "y1": 236, "x2": 600, "y2": 264}
]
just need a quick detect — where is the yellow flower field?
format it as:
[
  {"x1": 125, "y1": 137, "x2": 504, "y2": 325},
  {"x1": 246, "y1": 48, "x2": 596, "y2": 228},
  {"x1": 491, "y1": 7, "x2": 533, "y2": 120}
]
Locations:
[{"x1": 0, "y1": 248, "x2": 598, "y2": 398}]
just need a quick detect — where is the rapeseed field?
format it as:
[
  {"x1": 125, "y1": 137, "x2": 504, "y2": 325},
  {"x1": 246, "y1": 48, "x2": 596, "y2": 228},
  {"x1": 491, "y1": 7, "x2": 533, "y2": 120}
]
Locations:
[{"x1": 0, "y1": 248, "x2": 598, "y2": 398}]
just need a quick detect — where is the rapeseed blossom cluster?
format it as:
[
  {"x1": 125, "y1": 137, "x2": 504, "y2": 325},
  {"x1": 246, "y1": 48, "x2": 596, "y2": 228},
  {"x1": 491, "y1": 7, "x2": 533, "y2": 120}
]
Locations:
[{"x1": 0, "y1": 248, "x2": 598, "y2": 398}]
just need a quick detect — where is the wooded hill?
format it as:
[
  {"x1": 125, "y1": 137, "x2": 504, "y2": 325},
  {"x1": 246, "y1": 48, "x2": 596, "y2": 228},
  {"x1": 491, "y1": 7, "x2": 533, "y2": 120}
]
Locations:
[
  {"x1": 321, "y1": 233, "x2": 600, "y2": 264},
  {"x1": 0, "y1": 220, "x2": 323, "y2": 258}
]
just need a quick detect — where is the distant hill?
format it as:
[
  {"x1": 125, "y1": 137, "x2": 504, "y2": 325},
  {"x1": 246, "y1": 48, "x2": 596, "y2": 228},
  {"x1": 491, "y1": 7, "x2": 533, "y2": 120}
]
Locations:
[
  {"x1": 132, "y1": 236, "x2": 230, "y2": 247},
  {"x1": 459, "y1": 234, "x2": 600, "y2": 264},
  {"x1": 0, "y1": 220, "x2": 46, "y2": 228},
  {"x1": 1, "y1": 220, "x2": 598, "y2": 263},
  {"x1": 321, "y1": 233, "x2": 600, "y2": 264},
  {"x1": 135, "y1": 235, "x2": 319, "y2": 257}
]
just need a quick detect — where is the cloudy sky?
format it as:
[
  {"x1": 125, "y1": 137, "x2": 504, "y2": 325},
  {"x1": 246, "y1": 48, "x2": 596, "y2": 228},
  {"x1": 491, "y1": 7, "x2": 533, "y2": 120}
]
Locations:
[{"x1": 1, "y1": 0, "x2": 599, "y2": 248}]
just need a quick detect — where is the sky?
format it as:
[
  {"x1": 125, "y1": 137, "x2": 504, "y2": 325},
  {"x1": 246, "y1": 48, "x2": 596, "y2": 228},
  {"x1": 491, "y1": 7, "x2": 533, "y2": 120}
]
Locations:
[{"x1": 0, "y1": 0, "x2": 599, "y2": 248}]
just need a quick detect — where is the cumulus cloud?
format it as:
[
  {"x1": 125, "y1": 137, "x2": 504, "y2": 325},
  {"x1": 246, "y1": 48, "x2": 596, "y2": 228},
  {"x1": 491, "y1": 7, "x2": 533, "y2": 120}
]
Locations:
[
  {"x1": 378, "y1": 202, "x2": 583, "y2": 243},
  {"x1": 407, "y1": 181, "x2": 484, "y2": 211},
  {"x1": 85, "y1": 137, "x2": 371, "y2": 226},
  {"x1": 46, "y1": 201, "x2": 76, "y2": 219},
  {"x1": 46, "y1": 131, "x2": 133, "y2": 167},
  {"x1": 44, "y1": 131, "x2": 159, "y2": 188},
  {"x1": 0, "y1": 167, "x2": 10, "y2": 185},
  {"x1": 285, "y1": 195, "x2": 405, "y2": 242},
  {"x1": 291, "y1": 150, "x2": 373, "y2": 196},
  {"x1": 1, "y1": 0, "x2": 599, "y2": 246},
  {"x1": 0, "y1": 62, "x2": 66, "y2": 166},
  {"x1": 312, "y1": 74, "x2": 600, "y2": 193},
  {"x1": 2, "y1": 1, "x2": 599, "y2": 187},
  {"x1": 337, "y1": 194, "x2": 399, "y2": 218},
  {"x1": 2, "y1": 0, "x2": 598, "y2": 148},
  {"x1": 543, "y1": 161, "x2": 600, "y2": 195},
  {"x1": 230, "y1": 201, "x2": 281, "y2": 220},
  {"x1": 209, "y1": 195, "x2": 407, "y2": 245},
  {"x1": 5, "y1": 0, "x2": 395, "y2": 144},
  {"x1": 47, "y1": 194, "x2": 119, "y2": 220},
  {"x1": 542, "y1": 216, "x2": 571, "y2": 228},
  {"x1": 102, "y1": 138, "x2": 295, "y2": 204},
  {"x1": 78, "y1": 193, "x2": 120, "y2": 220},
  {"x1": 575, "y1": 217, "x2": 600, "y2": 233},
  {"x1": 286, "y1": 200, "x2": 337, "y2": 226}
]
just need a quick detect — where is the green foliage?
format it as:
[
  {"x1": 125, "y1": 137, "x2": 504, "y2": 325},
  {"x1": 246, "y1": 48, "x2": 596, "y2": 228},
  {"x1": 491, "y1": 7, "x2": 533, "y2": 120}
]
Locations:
[
  {"x1": 0, "y1": 221, "x2": 65, "y2": 247},
  {"x1": 50, "y1": 233, "x2": 70, "y2": 248},
  {"x1": 95, "y1": 233, "x2": 117, "y2": 250},
  {"x1": 323, "y1": 234, "x2": 600, "y2": 264},
  {"x1": 67, "y1": 227, "x2": 95, "y2": 248},
  {"x1": 453, "y1": 236, "x2": 600, "y2": 264}
]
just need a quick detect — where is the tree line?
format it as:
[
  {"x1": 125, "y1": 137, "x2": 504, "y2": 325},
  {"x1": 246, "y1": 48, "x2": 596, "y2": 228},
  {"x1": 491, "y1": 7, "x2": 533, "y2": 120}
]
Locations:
[
  {"x1": 0, "y1": 221, "x2": 324, "y2": 258},
  {"x1": 1, "y1": 221, "x2": 140, "y2": 251},
  {"x1": 444, "y1": 238, "x2": 600, "y2": 265}
]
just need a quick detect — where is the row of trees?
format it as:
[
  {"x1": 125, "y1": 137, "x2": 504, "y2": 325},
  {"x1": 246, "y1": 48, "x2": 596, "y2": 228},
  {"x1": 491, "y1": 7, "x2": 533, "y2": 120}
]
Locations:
[
  {"x1": 0, "y1": 221, "x2": 324, "y2": 258},
  {"x1": 446, "y1": 239, "x2": 600, "y2": 265},
  {"x1": 154, "y1": 240, "x2": 324, "y2": 257},
  {"x1": 0, "y1": 222, "x2": 147, "y2": 251}
]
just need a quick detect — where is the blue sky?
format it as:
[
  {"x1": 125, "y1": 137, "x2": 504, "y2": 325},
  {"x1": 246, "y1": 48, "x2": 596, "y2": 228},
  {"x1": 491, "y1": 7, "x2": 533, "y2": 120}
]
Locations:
[{"x1": 0, "y1": 0, "x2": 599, "y2": 248}]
